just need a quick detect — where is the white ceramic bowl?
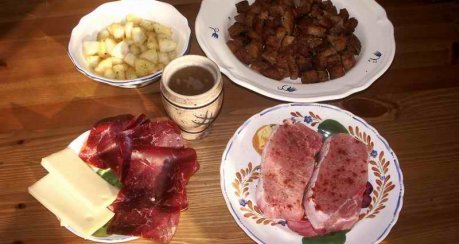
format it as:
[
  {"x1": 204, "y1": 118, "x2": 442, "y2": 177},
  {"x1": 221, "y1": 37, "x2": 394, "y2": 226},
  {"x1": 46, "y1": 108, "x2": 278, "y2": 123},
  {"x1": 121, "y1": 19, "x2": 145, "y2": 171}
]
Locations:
[
  {"x1": 196, "y1": 0, "x2": 395, "y2": 102},
  {"x1": 68, "y1": 0, "x2": 191, "y2": 88}
]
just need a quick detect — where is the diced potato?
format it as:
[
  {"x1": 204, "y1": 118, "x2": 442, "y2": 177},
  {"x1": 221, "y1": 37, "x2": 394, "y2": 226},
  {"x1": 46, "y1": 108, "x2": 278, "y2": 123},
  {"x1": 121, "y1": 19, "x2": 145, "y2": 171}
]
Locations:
[
  {"x1": 125, "y1": 21, "x2": 134, "y2": 39},
  {"x1": 158, "y1": 52, "x2": 170, "y2": 65},
  {"x1": 130, "y1": 45, "x2": 141, "y2": 55},
  {"x1": 104, "y1": 68, "x2": 116, "y2": 79},
  {"x1": 86, "y1": 55, "x2": 100, "y2": 68},
  {"x1": 158, "y1": 39, "x2": 177, "y2": 52},
  {"x1": 126, "y1": 14, "x2": 142, "y2": 25},
  {"x1": 156, "y1": 33, "x2": 170, "y2": 40},
  {"x1": 110, "y1": 57, "x2": 123, "y2": 65},
  {"x1": 134, "y1": 58, "x2": 155, "y2": 76},
  {"x1": 97, "y1": 29, "x2": 110, "y2": 41},
  {"x1": 140, "y1": 19, "x2": 155, "y2": 31},
  {"x1": 104, "y1": 38, "x2": 116, "y2": 54},
  {"x1": 115, "y1": 70, "x2": 126, "y2": 80},
  {"x1": 138, "y1": 44, "x2": 147, "y2": 52},
  {"x1": 132, "y1": 27, "x2": 146, "y2": 44},
  {"x1": 82, "y1": 14, "x2": 177, "y2": 79},
  {"x1": 168, "y1": 51, "x2": 177, "y2": 60},
  {"x1": 153, "y1": 23, "x2": 172, "y2": 36},
  {"x1": 126, "y1": 67, "x2": 138, "y2": 79},
  {"x1": 94, "y1": 58, "x2": 112, "y2": 74},
  {"x1": 146, "y1": 32, "x2": 156, "y2": 42},
  {"x1": 125, "y1": 39, "x2": 134, "y2": 45},
  {"x1": 114, "y1": 63, "x2": 129, "y2": 71},
  {"x1": 83, "y1": 41, "x2": 99, "y2": 56},
  {"x1": 156, "y1": 63, "x2": 165, "y2": 71},
  {"x1": 110, "y1": 41, "x2": 129, "y2": 59},
  {"x1": 109, "y1": 23, "x2": 125, "y2": 39},
  {"x1": 146, "y1": 38, "x2": 159, "y2": 50},
  {"x1": 123, "y1": 53, "x2": 136, "y2": 67},
  {"x1": 140, "y1": 49, "x2": 158, "y2": 63},
  {"x1": 97, "y1": 41, "x2": 110, "y2": 58},
  {"x1": 113, "y1": 64, "x2": 126, "y2": 80}
]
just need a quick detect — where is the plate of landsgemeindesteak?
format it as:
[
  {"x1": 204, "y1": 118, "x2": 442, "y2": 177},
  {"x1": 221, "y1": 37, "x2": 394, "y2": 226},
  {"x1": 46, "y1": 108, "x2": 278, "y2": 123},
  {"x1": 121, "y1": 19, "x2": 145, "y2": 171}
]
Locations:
[{"x1": 220, "y1": 103, "x2": 404, "y2": 244}]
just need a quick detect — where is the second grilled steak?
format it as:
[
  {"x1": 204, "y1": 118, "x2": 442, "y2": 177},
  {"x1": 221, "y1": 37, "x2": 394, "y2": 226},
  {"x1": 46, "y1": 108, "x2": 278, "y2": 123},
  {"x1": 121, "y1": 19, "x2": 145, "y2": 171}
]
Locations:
[{"x1": 304, "y1": 133, "x2": 369, "y2": 232}]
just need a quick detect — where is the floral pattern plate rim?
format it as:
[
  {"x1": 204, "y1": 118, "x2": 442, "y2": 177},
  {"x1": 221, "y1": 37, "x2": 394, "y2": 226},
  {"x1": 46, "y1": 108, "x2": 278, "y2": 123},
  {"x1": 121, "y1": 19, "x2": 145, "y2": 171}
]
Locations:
[
  {"x1": 195, "y1": 0, "x2": 395, "y2": 102},
  {"x1": 220, "y1": 103, "x2": 404, "y2": 244}
]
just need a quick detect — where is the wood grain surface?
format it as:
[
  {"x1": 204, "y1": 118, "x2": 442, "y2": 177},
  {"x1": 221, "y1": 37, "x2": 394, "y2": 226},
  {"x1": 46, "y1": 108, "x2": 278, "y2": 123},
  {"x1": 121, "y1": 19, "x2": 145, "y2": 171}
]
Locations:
[{"x1": 0, "y1": 0, "x2": 458, "y2": 243}]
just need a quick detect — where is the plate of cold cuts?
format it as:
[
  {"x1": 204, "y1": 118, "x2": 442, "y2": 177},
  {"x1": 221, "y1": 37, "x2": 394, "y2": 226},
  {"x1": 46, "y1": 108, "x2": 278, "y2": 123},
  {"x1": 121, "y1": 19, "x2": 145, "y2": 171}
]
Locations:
[
  {"x1": 220, "y1": 103, "x2": 404, "y2": 244},
  {"x1": 196, "y1": 0, "x2": 395, "y2": 102},
  {"x1": 67, "y1": 114, "x2": 199, "y2": 243}
]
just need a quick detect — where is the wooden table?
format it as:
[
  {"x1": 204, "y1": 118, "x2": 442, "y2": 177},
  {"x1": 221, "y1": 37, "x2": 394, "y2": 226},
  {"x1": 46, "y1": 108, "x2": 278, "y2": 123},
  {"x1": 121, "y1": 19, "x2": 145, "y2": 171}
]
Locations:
[{"x1": 1, "y1": 0, "x2": 458, "y2": 243}]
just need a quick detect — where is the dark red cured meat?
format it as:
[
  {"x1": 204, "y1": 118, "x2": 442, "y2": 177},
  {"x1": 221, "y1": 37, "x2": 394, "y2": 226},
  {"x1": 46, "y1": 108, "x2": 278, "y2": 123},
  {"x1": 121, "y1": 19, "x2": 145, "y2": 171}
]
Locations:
[
  {"x1": 79, "y1": 114, "x2": 137, "y2": 169},
  {"x1": 113, "y1": 146, "x2": 199, "y2": 210},
  {"x1": 79, "y1": 114, "x2": 184, "y2": 180},
  {"x1": 108, "y1": 146, "x2": 198, "y2": 242},
  {"x1": 108, "y1": 207, "x2": 180, "y2": 242},
  {"x1": 128, "y1": 120, "x2": 184, "y2": 148},
  {"x1": 79, "y1": 114, "x2": 196, "y2": 242}
]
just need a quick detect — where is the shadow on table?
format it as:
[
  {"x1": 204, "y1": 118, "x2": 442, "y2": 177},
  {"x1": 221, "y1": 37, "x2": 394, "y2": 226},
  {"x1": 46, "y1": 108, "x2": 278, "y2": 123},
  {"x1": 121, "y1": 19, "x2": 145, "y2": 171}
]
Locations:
[
  {"x1": 0, "y1": 1, "x2": 46, "y2": 67},
  {"x1": 0, "y1": 1, "x2": 46, "y2": 39},
  {"x1": 7, "y1": 82, "x2": 166, "y2": 132}
]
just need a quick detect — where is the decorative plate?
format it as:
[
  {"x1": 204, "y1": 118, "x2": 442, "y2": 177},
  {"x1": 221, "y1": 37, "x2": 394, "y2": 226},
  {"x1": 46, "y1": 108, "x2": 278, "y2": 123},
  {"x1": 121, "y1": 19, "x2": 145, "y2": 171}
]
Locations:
[
  {"x1": 65, "y1": 131, "x2": 137, "y2": 243},
  {"x1": 220, "y1": 103, "x2": 404, "y2": 243},
  {"x1": 195, "y1": 0, "x2": 395, "y2": 102}
]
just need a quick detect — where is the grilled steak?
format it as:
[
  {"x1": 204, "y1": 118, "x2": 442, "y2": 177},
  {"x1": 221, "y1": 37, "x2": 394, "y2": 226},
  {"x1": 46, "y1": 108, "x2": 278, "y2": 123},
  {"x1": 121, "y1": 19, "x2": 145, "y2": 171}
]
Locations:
[
  {"x1": 304, "y1": 133, "x2": 369, "y2": 232},
  {"x1": 256, "y1": 122, "x2": 322, "y2": 220}
]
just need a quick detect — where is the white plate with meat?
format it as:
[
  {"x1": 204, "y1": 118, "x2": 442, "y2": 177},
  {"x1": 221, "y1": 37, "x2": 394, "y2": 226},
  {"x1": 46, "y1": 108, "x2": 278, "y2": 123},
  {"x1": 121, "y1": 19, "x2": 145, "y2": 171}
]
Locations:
[
  {"x1": 220, "y1": 103, "x2": 404, "y2": 243},
  {"x1": 196, "y1": 0, "x2": 395, "y2": 102},
  {"x1": 63, "y1": 115, "x2": 198, "y2": 243}
]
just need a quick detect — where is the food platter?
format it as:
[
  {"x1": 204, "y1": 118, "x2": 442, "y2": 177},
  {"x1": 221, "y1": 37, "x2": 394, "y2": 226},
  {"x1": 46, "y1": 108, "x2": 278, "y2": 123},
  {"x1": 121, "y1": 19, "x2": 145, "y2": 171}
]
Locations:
[
  {"x1": 220, "y1": 103, "x2": 404, "y2": 243},
  {"x1": 66, "y1": 131, "x2": 137, "y2": 243},
  {"x1": 196, "y1": 0, "x2": 395, "y2": 102}
]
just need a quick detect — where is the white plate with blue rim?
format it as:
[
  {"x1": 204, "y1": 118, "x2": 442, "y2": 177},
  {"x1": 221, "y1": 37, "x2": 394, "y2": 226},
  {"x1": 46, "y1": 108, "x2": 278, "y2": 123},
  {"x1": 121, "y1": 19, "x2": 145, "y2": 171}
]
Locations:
[
  {"x1": 196, "y1": 0, "x2": 395, "y2": 102},
  {"x1": 220, "y1": 103, "x2": 404, "y2": 243}
]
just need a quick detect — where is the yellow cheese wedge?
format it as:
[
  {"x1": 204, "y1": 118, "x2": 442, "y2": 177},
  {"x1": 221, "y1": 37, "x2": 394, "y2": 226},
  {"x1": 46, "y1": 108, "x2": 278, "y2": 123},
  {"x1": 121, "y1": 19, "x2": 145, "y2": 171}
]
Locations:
[
  {"x1": 40, "y1": 148, "x2": 119, "y2": 211},
  {"x1": 28, "y1": 174, "x2": 114, "y2": 238}
]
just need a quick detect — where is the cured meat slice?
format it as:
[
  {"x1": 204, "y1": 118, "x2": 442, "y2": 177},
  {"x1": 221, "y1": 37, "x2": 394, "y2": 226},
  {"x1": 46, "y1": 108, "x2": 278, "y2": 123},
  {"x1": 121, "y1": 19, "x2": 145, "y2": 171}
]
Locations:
[
  {"x1": 129, "y1": 120, "x2": 184, "y2": 148},
  {"x1": 79, "y1": 114, "x2": 184, "y2": 180},
  {"x1": 256, "y1": 122, "x2": 322, "y2": 220},
  {"x1": 113, "y1": 146, "x2": 199, "y2": 210},
  {"x1": 79, "y1": 114, "x2": 137, "y2": 169},
  {"x1": 79, "y1": 114, "x2": 196, "y2": 242},
  {"x1": 304, "y1": 133, "x2": 369, "y2": 232},
  {"x1": 108, "y1": 207, "x2": 180, "y2": 242},
  {"x1": 108, "y1": 146, "x2": 199, "y2": 242}
]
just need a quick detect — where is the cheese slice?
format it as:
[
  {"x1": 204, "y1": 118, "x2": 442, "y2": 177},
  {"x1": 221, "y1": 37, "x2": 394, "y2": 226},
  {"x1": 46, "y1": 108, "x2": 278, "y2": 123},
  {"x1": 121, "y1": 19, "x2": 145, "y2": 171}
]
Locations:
[
  {"x1": 41, "y1": 148, "x2": 119, "y2": 211},
  {"x1": 28, "y1": 174, "x2": 114, "y2": 237}
]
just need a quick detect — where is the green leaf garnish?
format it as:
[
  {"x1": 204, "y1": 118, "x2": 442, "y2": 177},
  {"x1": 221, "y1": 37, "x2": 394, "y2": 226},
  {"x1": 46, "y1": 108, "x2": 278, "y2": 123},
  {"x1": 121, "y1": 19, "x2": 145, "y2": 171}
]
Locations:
[
  {"x1": 92, "y1": 221, "x2": 110, "y2": 237},
  {"x1": 302, "y1": 231, "x2": 347, "y2": 244},
  {"x1": 96, "y1": 168, "x2": 122, "y2": 189},
  {"x1": 318, "y1": 119, "x2": 348, "y2": 138}
]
